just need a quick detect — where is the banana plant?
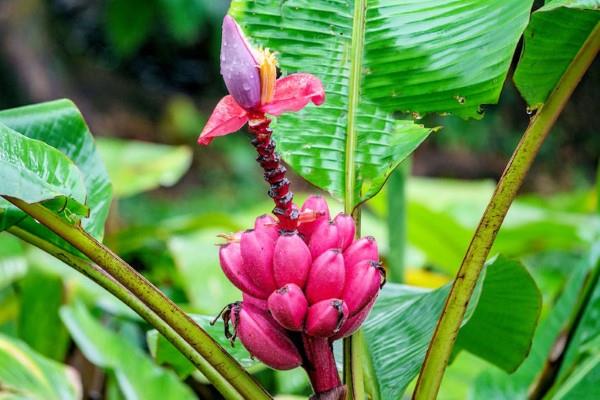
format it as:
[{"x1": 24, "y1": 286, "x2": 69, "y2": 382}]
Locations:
[{"x1": 1, "y1": 1, "x2": 598, "y2": 399}]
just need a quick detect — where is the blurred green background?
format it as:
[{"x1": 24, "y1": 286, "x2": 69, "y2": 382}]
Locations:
[{"x1": 0, "y1": 0, "x2": 599, "y2": 399}]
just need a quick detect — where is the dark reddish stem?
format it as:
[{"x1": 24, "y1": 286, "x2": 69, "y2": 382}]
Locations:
[
  {"x1": 302, "y1": 335, "x2": 344, "y2": 399},
  {"x1": 247, "y1": 113, "x2": 298, "y2": 231}
]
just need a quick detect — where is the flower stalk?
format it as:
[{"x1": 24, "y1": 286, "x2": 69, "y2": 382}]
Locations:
[
  {"x1": 303, "y1": 336, "x2": 344, "y2": 398},
  {"x1": 248, "y1": 114, "x2": 298, "y2": 231}
]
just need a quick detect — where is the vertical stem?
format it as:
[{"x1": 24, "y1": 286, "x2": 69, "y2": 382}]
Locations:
[
  {"x1": 343, "y1": 0, "x2": 367, "y2": 212},
  {"x1": 343, "y1": 208, "x2": 365, "y2": 400},
  {"x1": 6, "y1": 226, "x2": 244, "y2": 400},
  {"x1": 343, "y1": 0, "x2": 368, "y2": 397},
  {"x1": 4, "y1": 196, "x2": 271, "y2": 400},
  {"x1": 387, "y1": 160, "x2": 411, "y2": 283},
  {"x1": 344, "y1": 330, "x2": 366, "y2": 400},
  {"x1": 413, "y1": 23, "x2": 600, "y2": 400}
]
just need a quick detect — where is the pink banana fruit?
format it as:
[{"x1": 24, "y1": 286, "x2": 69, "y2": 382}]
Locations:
[
  {"x1": 342, "y1": 260, "x2": 386, "y2": 315},
  {"x1": 242, "y1": 292, "x2": 268, "y2": 309},
  {"x1": 234, "y1": 303, "x2": 302, "y2": 370},
  {"x1": 254, "y1": 214, "x2": 279, "y2": 240},
  {"x1": 305, "y1": 249, "x2": 345, "y2": 304},
  {"x1": 298, "y1": 195, "x2": 330, "y2": 240},
  {"x1": 305, "y1": 299, "x2": 349, "y2": 337},
  {"x1": 267, "y1": 283, "x2": 308, "y2": 331},
  {"x1": 331, "y1": 296, "x2": 377, "y2": 340},
  {"x1": 343, "y1": 236, "x2": 379, "y2": 275},
  {"x1": 240, "y1": 229, "x2": 277, "y2": 292},
  {"x1": 273, "y1": 232, "x2": 312, "y2": 288},
  {"x1": 219, "y1": 242, "x2": 270, "y2": 298},
  {"x1": 308, "y1": 221, "x2": 340, "y2": 259},
  {"x1": 333, "y1": 213, "x2": 355, "y2": 250}
]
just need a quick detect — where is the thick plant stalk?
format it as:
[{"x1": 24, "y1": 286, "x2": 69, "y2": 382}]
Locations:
[
  {"x1": 413, "y1": 23, "x2": 600, "y2": 400},
  {"x1": 6, "y1": 225, "x2": 244, "y2": 400},
  {"x1": 3, "y1": 196, "x2": 271, "y2": 400},
  {"x1": 343, "y1": 0, "x2": 368, "y2": 396},
  {"x1": 303, "y1": 336, "x2": 344, "y2": 396}
]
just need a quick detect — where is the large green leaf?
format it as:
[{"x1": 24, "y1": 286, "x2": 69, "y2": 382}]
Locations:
[
  {"x1": 514, "y1": 0, "x2": 600, "y2": 108},
  {"x1": 0, "y1": 99, "x2": 112, "y2": 241},
  {"x1": 363, "y1": 256, "x2": 540, "y2": 399},
  {"x1": 230, "y1": 0, "x2": 532, "y2": 205},
  {"x1": 454, "y1": 257, "x2": 542, "y2": 372},
  {"x1": 60, "y1": 302, "x2": 196, "y2": 400},
  {"x1": 471, "y1": 248, "x2": 597, "y2": 399},
  {"x1": 96, "y1": 138, "x2": 192, "y2": 198},
  {"x1": 0, "y1": 333, "x2": 81, "y2": 400},
  {"x1": 0, "y1": 122, "x2": 87, "y2": 220}
]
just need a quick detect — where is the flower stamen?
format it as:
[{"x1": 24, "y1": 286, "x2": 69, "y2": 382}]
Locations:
[{"x1": 259, "y1": 48, "x2": 278, "y2": 105}]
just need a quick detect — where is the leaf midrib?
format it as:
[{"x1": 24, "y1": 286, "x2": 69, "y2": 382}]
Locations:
[{"x1": 344, "y1": 0, "x2": 367, "y2": 214}]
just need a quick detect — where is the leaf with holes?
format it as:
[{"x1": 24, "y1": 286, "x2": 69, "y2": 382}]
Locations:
[{"x1": 230, "y1": 0, "x2": 533, "y2": 207}]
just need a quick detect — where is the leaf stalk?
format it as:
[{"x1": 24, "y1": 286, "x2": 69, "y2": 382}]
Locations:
[
  {"x1": 413, "y1": 22, "x2": 600, "y2": 400},
  {"x1": 4, "y1": 197, "x2": 271, "y2": 400},
  {"x1": 7, "y1": 225, "x2": 244, "y2": 399}
]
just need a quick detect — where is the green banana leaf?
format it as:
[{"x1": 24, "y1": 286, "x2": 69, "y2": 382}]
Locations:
[
  {"x1": 363, "y1": 255, "x2": 541, "y2": 398},
  {"x1": 230, "y1": 0, "x2": 533, "y2": 207},
  {"x1": 0, "y1": 122, "x2": 88, "y2": 224},
  {"x1": 0, "y1": 100, "x2": 112, "y2": 255},
  {"x1": 60, "y1": 302, "x2": 196, "y2": 400},
  {"x1": 0, "y1": 333, "x2": 81, "y2": 400}
]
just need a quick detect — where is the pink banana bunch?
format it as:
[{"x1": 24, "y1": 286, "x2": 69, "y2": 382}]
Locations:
[
  {"x1": 200, "y1": 15, "x2": 384, "y2": 399},
  {"x1": 215, "y1": 195, "x2": 385, "y2": 397}
]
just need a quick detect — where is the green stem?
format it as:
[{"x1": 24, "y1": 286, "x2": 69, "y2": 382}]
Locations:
[
  {"x1": 343, "y1": 331, "x2": 365, "y2": 400},
  {"x1": 387, "y1": 160, "x2": 411, "y2": 283},
  {"x1": 413, "y1": 22, "x2": 600, "y2": 400},
  {"x1": 342, "y1": 0, "x2": 368, "y2": 398},
  {"x1": 4, "y1": 196, "x2": 271, "y2": 400},
  {"x1": 343, "y1": 0, "x2": 366, "y2": 213},
  {"x1": 6, "y1": 225, "x2": 243, "y2": 400}
]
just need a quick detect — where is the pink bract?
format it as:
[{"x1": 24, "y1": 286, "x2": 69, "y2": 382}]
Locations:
[{"x1": 198, "y1": 16, "x2": 325, "y2": 146}]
